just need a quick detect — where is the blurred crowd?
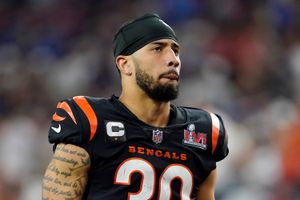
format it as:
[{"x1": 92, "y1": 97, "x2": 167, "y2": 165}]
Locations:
[{"x1": 0, "y1": 0, "x2": 300, "y2": 199}]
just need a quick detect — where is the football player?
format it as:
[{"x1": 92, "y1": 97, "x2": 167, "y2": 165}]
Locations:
[{"x1": 42, "y1": 13, "x2": 229, "y2": 200}]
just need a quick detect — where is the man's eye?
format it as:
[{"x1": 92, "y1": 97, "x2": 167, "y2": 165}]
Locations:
[
  {"x1": 173, "y1": 49, "x2": 179, "y2": 55},
  {"x1": 153, "y1": 47, "x2": 161, "y2": 52},
  {"x1": 173, "y1": 48, "x2": 180, "y2": 55}
]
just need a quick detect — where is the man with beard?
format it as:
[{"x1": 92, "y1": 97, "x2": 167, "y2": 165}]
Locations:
[{"x1": 42, "y1": 13, "x2": 229, "y2": 200}]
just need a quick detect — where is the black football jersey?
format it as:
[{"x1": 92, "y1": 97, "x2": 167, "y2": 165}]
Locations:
[{"x1": 48, "y1": 95, "x2": 229, "y2": 200}]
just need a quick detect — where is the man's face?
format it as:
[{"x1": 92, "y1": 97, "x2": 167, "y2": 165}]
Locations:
[{"x1": 131, "y1": 39, "x2": 181, "y2": 102}]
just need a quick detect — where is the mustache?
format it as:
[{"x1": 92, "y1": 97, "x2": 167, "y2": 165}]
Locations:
[{"x1": 159, "y1": 69, "x2": 180, "y2": 80}]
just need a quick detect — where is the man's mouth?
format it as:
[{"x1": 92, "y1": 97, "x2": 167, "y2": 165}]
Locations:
[
  {"x1": 160, "y1": 70, "x2": 179, "y2": 81},
  {"x1": 161, "y1": 73, "x2": 179, "y2": 81}
]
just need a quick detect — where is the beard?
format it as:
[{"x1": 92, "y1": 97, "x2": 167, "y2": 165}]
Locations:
[{"x1": 135, "y1": 64, "x2": 179, "y2": 102}]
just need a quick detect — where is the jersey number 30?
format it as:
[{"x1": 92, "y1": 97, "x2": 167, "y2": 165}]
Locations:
[{"x1": 114, "y1": 157, "x2": 193, "y2": 200}]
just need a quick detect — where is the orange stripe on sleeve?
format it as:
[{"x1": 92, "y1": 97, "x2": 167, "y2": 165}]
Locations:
[
  {"x1": 56, "y1": 101, "x2": 77, "y2": 125},
  {"x1": 73, "y1": 96, "x2": 98, "y2": 141},
  {"x1": 210, "y1": 113, "x2": 220, "y2": 154},
  {"x1": 52, "y1": 112, "x2": 65, "y2": 122}
]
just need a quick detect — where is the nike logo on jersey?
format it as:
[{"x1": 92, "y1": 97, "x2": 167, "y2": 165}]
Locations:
[{"x1": 51, "y1": 124, "x2": 61, "y2": 133}]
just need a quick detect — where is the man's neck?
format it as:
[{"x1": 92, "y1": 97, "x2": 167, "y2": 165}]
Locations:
[{"x1": 119, "y1": 92, "x2": 171, "y2": 127}]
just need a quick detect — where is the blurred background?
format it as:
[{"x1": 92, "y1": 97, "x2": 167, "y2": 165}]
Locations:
[{"x1": 0, "y1": 0, "x2": 299, "y2": 199}]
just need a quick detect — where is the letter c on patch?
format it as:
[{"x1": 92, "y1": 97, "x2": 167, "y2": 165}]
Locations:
[{"x1": 106, "y1": 121, "x2": 125, "y2": 137}]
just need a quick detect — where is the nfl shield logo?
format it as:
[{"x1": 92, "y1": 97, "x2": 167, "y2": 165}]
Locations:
[{"x1": 152, "y1": 129, "x2": 163, "y2": 144}]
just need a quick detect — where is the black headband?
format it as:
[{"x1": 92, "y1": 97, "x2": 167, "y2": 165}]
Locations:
[{"x1": 113, "y1": 13, "x2": 178, "y2": 57}]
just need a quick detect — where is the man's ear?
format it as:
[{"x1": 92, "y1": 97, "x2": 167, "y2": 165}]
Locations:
[{"x1": 115, "y1": 55, "x2": 132, "y2": 76}]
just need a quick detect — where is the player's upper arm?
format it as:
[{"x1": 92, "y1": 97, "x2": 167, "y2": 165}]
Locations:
[
  {"x1": 42, "y1": 143, "x2": 90, "y2": 199},
  {"x1": 196, "y1": 169, "x2": 217, "y2": 200}
]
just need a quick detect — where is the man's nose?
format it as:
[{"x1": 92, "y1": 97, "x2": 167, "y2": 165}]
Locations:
[{"x1": 166, "y1": 48, "x2": 180, "y2": 68}]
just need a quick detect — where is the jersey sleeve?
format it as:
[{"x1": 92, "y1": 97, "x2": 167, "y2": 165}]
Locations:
[
  {"x1": 48, "y1": 98, "x2": 87, "y2": 147},
  {"x1": 210, "y1": 113, "x2": 229, "y2": 161}
]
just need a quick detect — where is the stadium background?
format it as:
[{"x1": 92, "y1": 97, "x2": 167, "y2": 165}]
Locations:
[{"x1": 0, "y1": 0, "x2": 300, "y2": 199}]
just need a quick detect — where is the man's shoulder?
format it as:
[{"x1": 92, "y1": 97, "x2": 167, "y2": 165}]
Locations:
[
  {"x1": 48, "y1": 95, "x2": 116, "y2": 145},
  {"x1": 71, "y1": 95, "x2": 112, "y2": 106},
  {"x1": 55, "y1": 95, "x2": 112, "y2": 111},
  {"x1": 174, "y1": 105, "x2": 210, "y2": 122},
  {"x1": 67, "y1": 95, "x2": 116, "y2": 114},
  {"x1": 175, "y1": 105, "x2": 229, "y2": 162},
  {"x1": 178, "y1": 106, "x2": 208, "y2": 115}
]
